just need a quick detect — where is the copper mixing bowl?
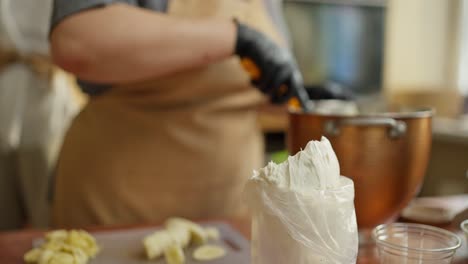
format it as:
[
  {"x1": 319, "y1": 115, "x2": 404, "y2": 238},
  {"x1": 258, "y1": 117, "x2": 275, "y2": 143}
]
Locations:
[{"x1": 288, "y1": 107, "x2": 433, "y2": 229}]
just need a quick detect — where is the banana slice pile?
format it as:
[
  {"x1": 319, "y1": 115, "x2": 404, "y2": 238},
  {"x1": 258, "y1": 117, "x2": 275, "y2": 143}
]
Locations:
[
  {"x1": 143, "y1": 218, "x2": 226, "y2": 264},
  {"x1": 24, "y1": 230, "x2": 99, "y2": 264}
]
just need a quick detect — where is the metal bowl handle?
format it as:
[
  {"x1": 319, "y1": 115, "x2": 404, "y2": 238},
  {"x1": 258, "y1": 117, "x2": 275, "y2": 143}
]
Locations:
[{"x1": 325, "y1": 117, "x2": 407, "y2": 138}]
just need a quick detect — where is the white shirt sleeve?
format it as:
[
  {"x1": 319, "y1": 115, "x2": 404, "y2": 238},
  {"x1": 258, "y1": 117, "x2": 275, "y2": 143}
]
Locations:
[{"x1": 0, "y1": 0, "x2": 52, "y2": 55}]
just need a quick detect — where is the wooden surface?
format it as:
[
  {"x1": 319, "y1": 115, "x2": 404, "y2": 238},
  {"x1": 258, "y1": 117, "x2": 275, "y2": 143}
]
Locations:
[{"x1": 1, "y1": 219, "x2": 467, "y2": 264}]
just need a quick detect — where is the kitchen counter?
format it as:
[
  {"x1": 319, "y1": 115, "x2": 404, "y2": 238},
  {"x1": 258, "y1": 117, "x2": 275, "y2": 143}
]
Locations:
[
  {"x1": 433, "y1": 116, "x2": 468, "y2": 145},
  {"x1": 1, "y1": 218, "x2": 467, "y2": 264}
]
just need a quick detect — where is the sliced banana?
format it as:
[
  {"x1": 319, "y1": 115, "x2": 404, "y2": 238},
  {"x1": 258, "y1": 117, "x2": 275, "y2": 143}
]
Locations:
[
  {"x1": 42, "y1": 241, "x2": 65, "y2": 251},
  {"x1": 166, "y1": 218, "x2": 207, "y2": 245},
  {"x1": 164, "y1": 244, "x2": 185, "y2": 264},
  {"x1": 143, "y1": 218, "x2": 223, "y2": 261},
  {"x1": 47, "y1": 252, "x2": 75, "y2": 264},
  {"x1": 24, "y1": 248, "x2": 42, "y2": 263},
  {"x1": 60, "y1": 244, "x2": 89, "y2": 264},
  {"x1": 144, "y1": 230, "x2": 174, "y2": 259},
  {"x1": 188, "y1": 225, "x2": 207, "y2": 245},
  {"x1": 37, "y1": 249, "x2": 54, "y2": 264},
  {"x1": 66, "y1": 230, "x2": 100, "y2": 258},
  {"x1": 204, "y1": 227, "x2": 220, "y2": 241},
  {"x1": 166, "y1": 220, "x2": 191, "y2": 248},
  {"x1": 192, "y1": 245, "x2": 226, "y2": 261},
  {"x1": 24, "y1": 229, "x2": 98, "y2": 264},
  {"x1": 45, "y1": 230, "x2": 68, "y2": 242}
]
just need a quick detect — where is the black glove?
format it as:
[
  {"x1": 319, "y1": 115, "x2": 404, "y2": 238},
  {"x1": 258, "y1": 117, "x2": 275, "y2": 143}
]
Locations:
[{"x1": 234, "y1": 21, "x2": 301, "y2": 104}]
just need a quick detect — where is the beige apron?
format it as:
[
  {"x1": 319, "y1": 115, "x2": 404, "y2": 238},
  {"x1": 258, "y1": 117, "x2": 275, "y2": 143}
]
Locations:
[{"x1": 52, "y1": 0, "x2": 283, "y2": 228}]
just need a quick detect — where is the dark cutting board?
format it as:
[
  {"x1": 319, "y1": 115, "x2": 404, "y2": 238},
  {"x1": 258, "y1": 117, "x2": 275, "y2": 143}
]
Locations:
[{"x1": 34, "y1": 222, "x2": 250, "y2": 264}]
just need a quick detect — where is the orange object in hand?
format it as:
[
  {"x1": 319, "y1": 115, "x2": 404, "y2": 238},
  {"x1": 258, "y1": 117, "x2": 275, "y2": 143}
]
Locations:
[
  {"x1": 240, "y1": 57, "x2": 308, "y2": 109},
  {"x1": 240, "y1": 58, "x2": 261, "y2": 80},
  {"x1": 240, "y1": 58, "x2": 289, "y2": 98},
  {"x1": 241, "y1": 58, "x2": 289, "y2": 101},
  {"x1": 288, "y1": 97, "x2": 301, "y2": 109}
]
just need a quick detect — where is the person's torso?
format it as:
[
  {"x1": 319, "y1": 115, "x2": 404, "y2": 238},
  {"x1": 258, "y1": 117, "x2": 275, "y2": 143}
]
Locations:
[{"x1": 53, "y1": 0, "x2": 282, "y2": 227}]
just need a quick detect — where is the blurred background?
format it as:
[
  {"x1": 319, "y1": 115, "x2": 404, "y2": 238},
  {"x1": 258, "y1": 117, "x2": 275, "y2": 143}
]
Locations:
[
  {"x1": 1, "y1": 0, "x2": 467, "y2": 231},
  {"x1": 264, "y1": 0, "x2": 468, "y2": 196}
]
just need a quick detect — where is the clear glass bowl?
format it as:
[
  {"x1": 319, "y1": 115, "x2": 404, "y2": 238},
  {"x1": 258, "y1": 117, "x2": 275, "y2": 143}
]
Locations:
[
  {"x1": 462, "y1": 220, "x2": 468, "y2": 243},
  {"x1": 372, "y1": 223, "x2": 461, "y2": 264}
]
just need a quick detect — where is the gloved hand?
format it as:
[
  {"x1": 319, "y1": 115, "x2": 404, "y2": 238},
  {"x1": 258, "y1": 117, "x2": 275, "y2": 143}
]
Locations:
[{"x1": 234, "y1": 20, "x2": 302, "y2": 104}]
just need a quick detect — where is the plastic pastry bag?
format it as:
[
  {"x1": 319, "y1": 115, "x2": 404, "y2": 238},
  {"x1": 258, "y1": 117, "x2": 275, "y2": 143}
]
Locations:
[{"x1": 244, "y1": 137, "x2": 358, "y2": 264}]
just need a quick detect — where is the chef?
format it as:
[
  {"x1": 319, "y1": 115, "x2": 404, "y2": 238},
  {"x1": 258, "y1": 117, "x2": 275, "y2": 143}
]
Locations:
[
  {"x1": 50, "y1": 0, "x2": 301, "y2": 228},
  {"x1": 0, "y1": 0, "x2": 78, "y2": 230}
]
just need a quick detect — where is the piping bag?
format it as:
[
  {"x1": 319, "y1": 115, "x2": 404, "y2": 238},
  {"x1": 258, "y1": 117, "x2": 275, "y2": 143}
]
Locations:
[
  {"x1": 240, "y1": 58, "x2": 311, "y2": 112},
  {"x1": 244, "y1": 137, "x2": 359, "y2": 264}
]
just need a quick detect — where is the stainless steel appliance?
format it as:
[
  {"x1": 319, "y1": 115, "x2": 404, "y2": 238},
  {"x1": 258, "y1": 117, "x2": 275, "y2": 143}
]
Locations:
[{"x1": 283, "y1": 0, "x2": 386, "y2": 95}]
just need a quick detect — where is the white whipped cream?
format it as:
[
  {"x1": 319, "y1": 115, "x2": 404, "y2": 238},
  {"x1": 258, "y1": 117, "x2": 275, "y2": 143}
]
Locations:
[
  {"x1": 247, "y1": 137, "x2": 358, "y2": 264},
  {"x1": 251, "y1": 137, "x2": 340, "y2": 194}
]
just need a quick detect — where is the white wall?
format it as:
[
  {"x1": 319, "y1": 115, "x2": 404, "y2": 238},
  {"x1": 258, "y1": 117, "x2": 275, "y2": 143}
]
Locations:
[
  {"x1": 457, "y1": 0, "x2": 468, "y2": 95},
  {"x1": 383, "y1": 0, "x2": 454, "y2": 92}
]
